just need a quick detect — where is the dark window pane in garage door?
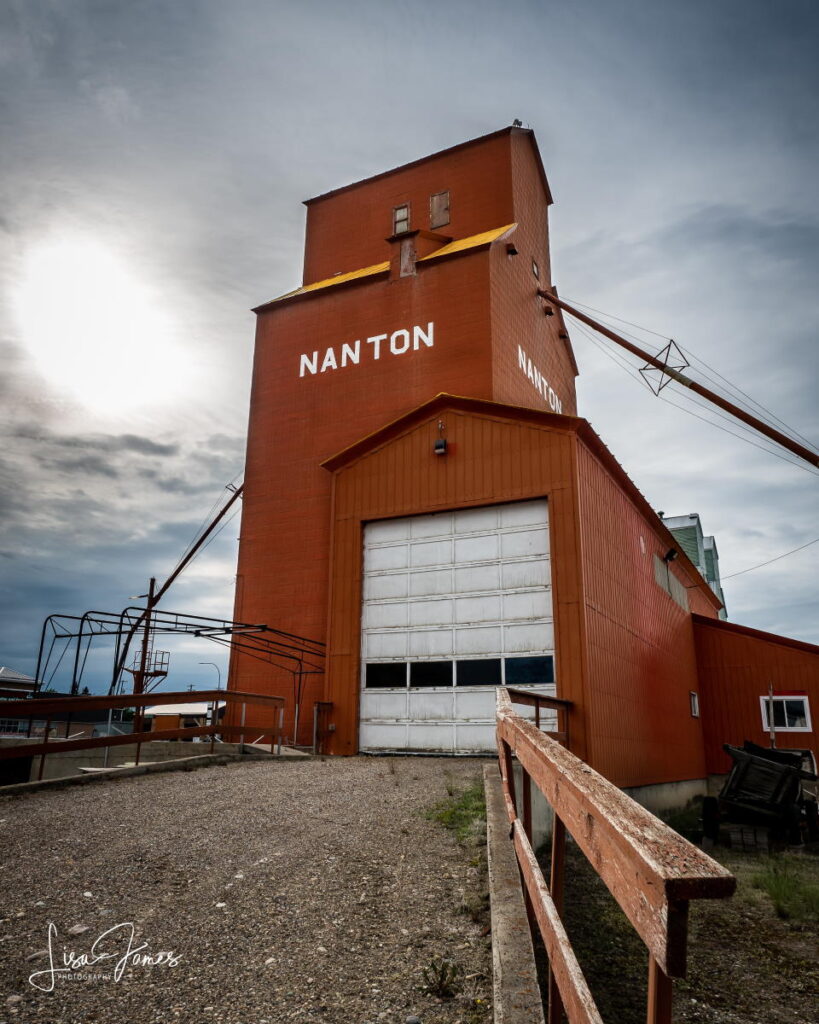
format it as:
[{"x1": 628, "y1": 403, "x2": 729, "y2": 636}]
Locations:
[
  {"x1": 505, "y1": 656, "x2": 554, "y2": 686},
  {"x1": 365, "y1": 663, "x2": 407, "y2": 688},
  {"x1": 456, "y1": 659, "x2": 502, "y2": 686},
  {"x1": 410, "y1": 661, "x2": 453, "y2": 687}
]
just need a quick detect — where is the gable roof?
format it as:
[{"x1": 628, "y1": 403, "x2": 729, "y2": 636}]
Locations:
[
  {"x1": 321, "y1": 393, "x2": 723, "y2": 612},
  {"x1": 303, "y1": 126, "x2": 553, "y2": 208}
]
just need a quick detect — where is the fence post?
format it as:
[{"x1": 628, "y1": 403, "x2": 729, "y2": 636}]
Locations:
[
  {"x1": 276, "y1": 705, "x2": 284, "y2": 755},
  {"x1": 240, "y1": 701, "x2": 246, "y2": 747},
  {"x1": 37, "y1": 716, "x2": 52, "y2": 781},
  {"x1": 647, "y1": 955, "x2": 673, "y2": 1024},
  {"x1": 547, "y1": 815, "x2": 567, "y2": 1024}
]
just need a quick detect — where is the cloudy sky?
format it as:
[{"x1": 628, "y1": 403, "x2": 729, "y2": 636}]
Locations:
[{"x1": 1, "y1": 0, "x2": 817, "y2": 692}]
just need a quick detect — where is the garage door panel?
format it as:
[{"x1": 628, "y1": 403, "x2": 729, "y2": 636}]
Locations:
[
  {"x1": 501, "y1": 528, "x2": 549, "y2": 558},
  {"x1": 501, "y1": 560, "x2": 549, "y2": 590},
  {"x1": 455, "y1": 626, "x2": 502, "y2": 655},
  {"x1": 501, "y1": 500, "x2": 547, "y2": 528},
  {"x1": 361, "y1": 691, "x2": 408, "y2": 719},
  {"x1": 454, "y1": 506, "x2": 499, "y2": 533},
  {"x1": 408, "y1": 691, "x2": 455, "y2": 720},
  {"x1": 369, "y1": 543, "x2": 409, "y2": 570},
  {"x1": 454, "y1": 689, "x2": 496, "y2": 720},
  {"x1": 360, "y1": 723, "x2": 408, "y2": 750},
  {"x1": 406, "y1": 723, "x2": 454, "y2": 752},
  {"x1": 367, "y1": 519, "x2": 410, "y2": 543},
  {"x1": 503, "y1": 590, "x2": 552, "y2": 621},
  {"x1": 408, "y1": 629, "x2": 454, "y2": 657},
  {"x1": 361, "y1": 499, "x2": 553, "y2": 753},
  {"x1": 363, "y1": 602, "x2": 408, "y2": 629},
  {"x1": 366, "y1": 632, "x2": 408, "y2": 658},
  {"x1": 455, "y1": 534, "x2": 499, "y2": 563},
  {"x1": 409, "y1": 598, "x2": 453, "y2": 627},
  {"x1": 454, "y1": 563, "x2": 502, "y2": 593},
  {"x1": 410, "y1": 512, "x2": 452, "y2": 538},
  {"x1": 454, "y1": 595, "x2": 502, "y2": 623},
  {"x1": 503, "y1": 622, "x2": 554, "y2": 652},
  {"x1": 411, "y1": 539, "x2": 453, "y2": 567},
  {"x1": 455, "y1": 724, "x2": 497, "y2": 751},
  {"x1": 364, "y1": 572, "x2": 409, "y2": 601},
  {"x1": 409, "y1": 569, "x2": 453, "y2": 596}
]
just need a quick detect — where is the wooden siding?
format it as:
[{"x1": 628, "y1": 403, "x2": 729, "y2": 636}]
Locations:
[
  {"x1": 693, "y1": 615, "x2": 819, "y2": 774},
  {"x1": 575, "y1": 441, "x2": 718, "y2": 787},
  {"x1": 325, "y1": 408, "x2": 586, "y2": 757}
]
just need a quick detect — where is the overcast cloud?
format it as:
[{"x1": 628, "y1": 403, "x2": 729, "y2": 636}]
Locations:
[{"x1": 1, "y1": 0, "x2": 817, "y2": 691}]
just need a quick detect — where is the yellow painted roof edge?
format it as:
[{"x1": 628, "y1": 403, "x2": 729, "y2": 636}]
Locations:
[
  {"x1": 418, "y1": 223, "x2": 517, "y2": 261},
  {"x1": 260, "y1": 224, "x2": 516, "y2": 307}
]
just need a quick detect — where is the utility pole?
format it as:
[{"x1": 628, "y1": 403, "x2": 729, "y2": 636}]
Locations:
[{"x1": 132, "y1": 576, "x2": 155, "y2": 765}]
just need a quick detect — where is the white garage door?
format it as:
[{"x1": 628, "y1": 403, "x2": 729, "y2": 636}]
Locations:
[{"x1": 360, "y1": 499, "x2": 556, "y2": 753}]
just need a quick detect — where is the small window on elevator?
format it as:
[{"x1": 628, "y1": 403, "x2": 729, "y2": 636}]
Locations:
[
  {"x1": 532, "y1": 259, "x2": 540, "y2": 279},
  {"x1": 430, "y1": 191, "x2": 450, "y2": 229},
  {"x1": 393, "y1": 204, "x2": 410, "y2": 234}
]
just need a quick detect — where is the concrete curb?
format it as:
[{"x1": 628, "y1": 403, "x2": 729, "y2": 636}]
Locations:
[
  {"x1": 484, "y1": 764, "x2": 545, "y2": 1024},
  {"x1": 0, "y1": 749, "x2": 312, "y2": 798}
]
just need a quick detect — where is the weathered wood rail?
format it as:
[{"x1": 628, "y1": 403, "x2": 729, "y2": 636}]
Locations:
[
  {"x1": 496, "y1": 686, "x2": 736, "y2": 1024},
  {"x1": 0, "y1": 690, "x2": 285, "y2": 780}
]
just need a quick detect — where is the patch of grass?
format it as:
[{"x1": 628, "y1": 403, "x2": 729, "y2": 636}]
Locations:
[
  {"x1": 426, "y1": 779, "x2": 486, "y2": 844},
  {"x1": 420, "y1": 957, "x2": 462, "y2": 998},
  {"x1": 752, "y1": 855, "x2": 819, "y2": 921},
  {"x1": 457, "y1": 890, "x2": 490, "y2": 924}
]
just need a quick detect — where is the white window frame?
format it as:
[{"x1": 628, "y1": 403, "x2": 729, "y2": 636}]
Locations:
[
  {"x1": 759, "y1": 694, "x2": 812, "y2": 733},
  {"x1": 392, "y1": 203, "x2": 410, "y2": 235}
]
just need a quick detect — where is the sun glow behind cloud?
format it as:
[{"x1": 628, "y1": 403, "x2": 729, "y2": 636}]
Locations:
[{"x1": 14, "y1": 236, "x2": 189, "y2": 416}]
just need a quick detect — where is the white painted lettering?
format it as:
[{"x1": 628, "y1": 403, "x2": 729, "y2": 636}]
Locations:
[
  {"x1": 298, "y1": 322, "x2": 436, "y2": 378},
  {"x1": 341, "y1": 341, "x2": 360, "y2": 367},
  {"x1": 390, "y1": 329, "x2": 410, "y2": 355},
  {"x1": 366, "y1": 334, "x2": 387, "y2": 359},
  {"x1": 299, "y1": 351, "x2": 318, "y2": 377},
  {"x1": 413, "y1": 323, "x2": 434, "y2": 349},
  {"x1": 517, "y1": 344, "x2": 564, "y2": 414}
]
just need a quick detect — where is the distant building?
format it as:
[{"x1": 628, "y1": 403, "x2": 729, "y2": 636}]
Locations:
[
  {"x1": 661, "y1": 514, "x2": 727, "y2": 619},
  {"x1": 0, "y1": 666, "x2": 36, "y2": 700}
]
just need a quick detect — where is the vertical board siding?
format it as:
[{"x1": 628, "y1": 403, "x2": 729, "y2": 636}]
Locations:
[
  {"x1": 693, "y1": 617, "x2": 819, "y2": 774},
  {"x1": 325, "y1": 410, "x2": 582, "y2": 755},
  {"x1": 574, "y1": 441, "x2": 716, "y2": 787}
]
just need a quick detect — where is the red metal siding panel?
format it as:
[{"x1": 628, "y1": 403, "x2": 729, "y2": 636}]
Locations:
[
  {"x1": 574, "y1": 440, "x2": 715, "y2": 788},
  {"x1": 693, "y1": 617, "x2": 819, "y2": 774}
]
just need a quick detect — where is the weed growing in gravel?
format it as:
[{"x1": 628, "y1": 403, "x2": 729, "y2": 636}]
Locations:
[
  {"x1": 426, "y1": 779, "x2": 486, "y2": 844},
  {"x1": 752, "y1": 856, "x2": 819, "y2": 921},
  {"x1": 420, "y1": 957, "x2": 462, "y2": 998}
]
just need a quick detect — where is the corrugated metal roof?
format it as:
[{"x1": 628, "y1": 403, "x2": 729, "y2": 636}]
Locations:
[{"x1": 417, "y1": 223, "x2": 517, "y2": 262}]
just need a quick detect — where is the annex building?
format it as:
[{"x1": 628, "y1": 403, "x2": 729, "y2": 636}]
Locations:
[{"x1": 228, "y1": 126, "x2": 818, "y2": 804}]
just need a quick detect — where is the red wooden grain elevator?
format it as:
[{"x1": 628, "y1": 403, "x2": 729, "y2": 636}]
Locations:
[{"x1": 230, "y1": 126, "x2": 818, "y2": 801}]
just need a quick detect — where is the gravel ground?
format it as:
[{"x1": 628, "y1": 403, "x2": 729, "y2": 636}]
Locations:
[{"x1": 0, "y1": 757, "x2": 492, "y2": 1024}]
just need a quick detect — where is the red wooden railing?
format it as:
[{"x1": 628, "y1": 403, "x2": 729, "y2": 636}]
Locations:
[
  {"x1": 496, "y1": 686, "x2": 736, "y2": 1024},
  {"x1": 0, "y1": 690, "x2": 286, "y2": 781}
]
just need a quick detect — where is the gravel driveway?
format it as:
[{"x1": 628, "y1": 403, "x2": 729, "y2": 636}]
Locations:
[{"x1": 0, "y1": 757, "x2": 492, "y2": 1024}]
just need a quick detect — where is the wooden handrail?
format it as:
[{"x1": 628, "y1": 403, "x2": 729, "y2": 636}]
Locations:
[
  {"x1": 496, "y1": 686, "x2": 735, "y2": 1024},
  {"x1": 0, "y1": 690, "x2": 287, "y2": 779}
]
